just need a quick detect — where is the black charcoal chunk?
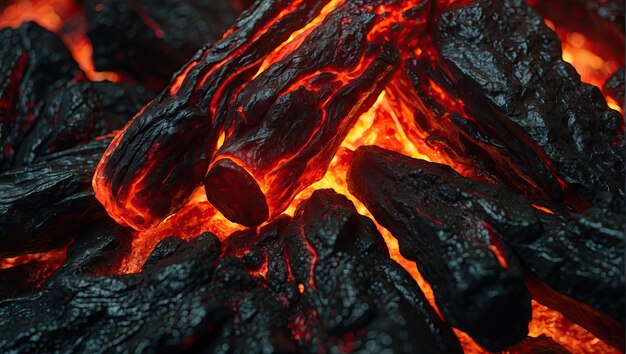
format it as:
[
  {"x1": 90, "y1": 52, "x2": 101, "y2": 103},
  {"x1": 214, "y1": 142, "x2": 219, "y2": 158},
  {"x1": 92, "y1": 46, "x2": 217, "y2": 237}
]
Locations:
[
  {"x1": 435, "y1": 0, "x2": 624, "y2": 205},
  {"x1": 0, "y1": 190, "x2": 462, "y2": 353},
  {"x1": 0, "y1": 22, "x2": 81, "y2": 170},
  {"x1": 0, "y1": 139, "x2": 110, "y2": 258},
  {"x1": 348, "y1": 146, "x2": 531, "y2": 351},
  {"x1": 85, "y1": 0, "x2": 246, "y2": 89},
  {"x1": 349, "y1": 146, "x2": 624, "y2": 350}
]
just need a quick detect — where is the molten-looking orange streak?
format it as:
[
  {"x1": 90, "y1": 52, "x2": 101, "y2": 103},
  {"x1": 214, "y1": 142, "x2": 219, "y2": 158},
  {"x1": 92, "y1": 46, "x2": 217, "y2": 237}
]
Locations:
[
  {"x1": 531, "y1": 204, "x2": 557, "y2": 215},
  {"x1": 0, "y1": 249, "x2": 66, "y2": 270}
]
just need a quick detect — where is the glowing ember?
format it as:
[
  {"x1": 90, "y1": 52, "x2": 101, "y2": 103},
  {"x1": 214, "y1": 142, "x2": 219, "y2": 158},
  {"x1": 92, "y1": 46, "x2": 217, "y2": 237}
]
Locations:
[
  {"x1": 1, "y1": 0, "x2": 622, "y2": 353},
  {"x1": 545, "y1": 20, "x2": 621, "y2": 95}
]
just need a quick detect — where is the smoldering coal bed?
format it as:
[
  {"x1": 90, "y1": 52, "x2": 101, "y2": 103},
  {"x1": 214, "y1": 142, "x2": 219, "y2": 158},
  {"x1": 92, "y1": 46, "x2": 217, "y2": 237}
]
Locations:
[{"x1": 0, "y1": 0, "x2": 624, "y2": 353}]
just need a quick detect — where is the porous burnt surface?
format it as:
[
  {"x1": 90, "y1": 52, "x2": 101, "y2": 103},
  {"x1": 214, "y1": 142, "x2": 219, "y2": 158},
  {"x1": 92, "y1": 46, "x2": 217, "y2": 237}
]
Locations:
[
  {"x1": 348, "y1": 146, "x2": 624, "y2": 350},
  {"x1": 0, "y1": 190, "x2": 462, "y2": 354}
]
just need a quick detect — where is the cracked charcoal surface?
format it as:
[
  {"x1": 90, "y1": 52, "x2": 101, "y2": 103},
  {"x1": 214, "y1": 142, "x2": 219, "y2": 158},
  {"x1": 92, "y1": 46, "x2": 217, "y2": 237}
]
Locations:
[
  {"x1": 434, "y1": 0, "x2": 624, "y2": 206},
  {"x1": 0, "y1": 139, "x2": 110, "y2": 258},
  {"x1": 205, "y1": 0, "x2": 402, "y2": 225},
  {"x1": 0, "y1": 190, "x2": 462, "y2": 354},
  {"x1": 0, "y1": 22, "x2": 154, "y2": 170},
  {"x1": 85, "y1": 0, "x2": 250, "y2": 90},
  {"x1": 348, "y1": 146, "x2": 624, "y2": 350},
  {"x1": 347, "y1": 146, "x2": 532, "y2": 352},
  {"x1": 94, "y1": 0, "x2": 335, "y2": 229},
  {"x1": 0, "y1": 22, "x2": 80, "y2": 170},
  {"x1": 46, "y1": 218, "x2": 132, "y2": 282}
]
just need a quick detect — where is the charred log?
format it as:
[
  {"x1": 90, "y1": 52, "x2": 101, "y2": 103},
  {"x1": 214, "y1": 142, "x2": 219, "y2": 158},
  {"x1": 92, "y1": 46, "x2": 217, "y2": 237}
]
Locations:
[
  {"x1": 435, "y1": 0, "x2": 624, "y2": 204},
  {"x1": 0, "y1": 22, "x2": 153, "y2": 170},
  {"x1": 0, "y1": 190, "x2": 462, "y2": 353},
  {"x1": 0, "y1": 22, "x2": 80, "y2": 170},
  {"x1": 397, "y1": 0, "x2": 623, "y2": 209},
  {"x1": 348, "y1": 146, "x2": 624, "y2": 350},
  {"x1": 47, "y1": 219, "x2": 131, "y2": 281},
  {"x1": 225, "y1": 189, "x2": 462, "y2": 353},
  {"x1": 13, "y1": 81, "x2": 152, "y2": 167},
  {"x1": 205, "y1": 1, "x2": 401, "y2": 226},
  {"x1": 347, "y1": 146, "x2": 532, "y2": 351},
  {"x1": 92, "y1": 0, "x2": 337, "y2": 230},
  {"x1": 84, "y1": 0, "x2": 249, "y2": 90},
  {"x1": 0, "y1": 139, "x2": 109, "y2": 258}
]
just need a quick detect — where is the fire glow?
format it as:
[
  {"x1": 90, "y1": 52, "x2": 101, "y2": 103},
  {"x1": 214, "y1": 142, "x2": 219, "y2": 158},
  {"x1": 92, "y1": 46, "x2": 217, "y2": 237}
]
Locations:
[{"x1": 1, "y1": 0, "x2": 623, "y2": 353}]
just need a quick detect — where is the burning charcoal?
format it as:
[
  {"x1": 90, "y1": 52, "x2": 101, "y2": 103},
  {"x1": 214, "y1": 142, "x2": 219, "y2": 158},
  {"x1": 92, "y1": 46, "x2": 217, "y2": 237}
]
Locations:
[
  {"x1": 397, "y1": 0, "x2": 623, "y2": 209},
  {"x1": 348, "y1": 146, "x2": 625, "y2": 351},
  {"x1": 84, "y1": 0, "x2": 249, "y2": 89},
  {"x1": 604, "y1": 68, "x2": 625, "y2": 111},
  {"x1": 204, "y1": 1, "x2": 401, "y2": 226},
  {"x1": 0, "y1": 259, "x2": 62, "y2": 298},
  {"x1": 47, "y1": 219, "x2": 131, "y2": 281},
  {"x1": 224, "y1": 189, "x2": 463, "y2": 353},
  {"x1": 12, "y1": 81, "x2": 153, "y2": 167},
  {"x1": 93, "y1": 0, "x2": 341, "y2": 230},
  {"x1": 348, "y1": 146, "x2": 532, "y2": 351},
  {"x1": 0, "y1": 234, "x2": 238, "y2": 353},
  {"x1": 521, "y1": 195, "x2": 625, "y2": 350},
  {"x1": 434, "y1": 0, "x2": 624, "y2": 205},
  {"x1": 0, "y1": 22, "x2": 81, "y2": 170},
  {"x1": 0, "y1": 139, "x2": 110, "y2": 258},
  {"x1": 506, "y1": 335, "x2": 570, "y2": 354},
  {"x1": 0, "y1": 190, "x2": 462, "y2": 353},
  {"x1": 0, "y1": 21, "x2": 154, "y2": 169}
]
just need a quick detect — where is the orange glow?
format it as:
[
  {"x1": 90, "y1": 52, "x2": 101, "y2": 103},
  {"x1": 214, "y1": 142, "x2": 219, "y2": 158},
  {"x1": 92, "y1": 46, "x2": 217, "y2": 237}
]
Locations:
[
  {"x1": 560, "y1": 30, "x2": 620, "y2": 92},
  {"x1": 0, "y1": 0, "x2": 78, "y2": 32},
  {"x1": 528, "y1": 301, "x2": 620, "y2": 354},
  {"x1": 3, "y1": 1, "x2": 619, "y2": 352},
  {"x1": 0, "y1": 249, "x2": 66, "y2": 270},
  {"x1": 543, "y1": 19, "x2": 623, "y2": 116},
  {"x1": 102, "y1": 2, "x2": 619, "y2": 351},
  {"x1": 0, "y1": 0, "x2": 120, "y2": 82},
  {"x1": 531, "y1": 204, "x2": 557, "y2": 215},
  {"x1": 118, "y1": 188, "x2": 244, "y2": 274}
]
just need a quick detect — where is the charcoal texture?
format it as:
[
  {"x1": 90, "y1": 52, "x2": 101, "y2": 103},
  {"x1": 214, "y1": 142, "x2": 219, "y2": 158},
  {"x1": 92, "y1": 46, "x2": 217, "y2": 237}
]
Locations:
[
  {"x1": 0, "y1": 140, "x2": 109, "y2": 258},
  {"x1": 0, "y1": 22, "x2": 80, "y2": 170},
  {"x1": 205, "y1": 0, "x2": 401, "y2": 225},
  {"x1": 85, "y1": 0, "x2": 248, "y2": 89},
  {"x1": 348, "y1": 146, "x2": 624, "y2": 350},
  {"x1": 604, "y1": 68, "x2": 625, "y2": 111},
  {"x1": 436, "y1": 0, "x2": 624, "y2": 203},
  {"x1": 0, "y1": 190, "x2": 462, "y2": 353},
  {"x1": 47, "y1": 219, "x2": 131, "y2": 281},
  {"x1": 348, "y1": 146, "x2": 532, "y2": 351},
  {"x1": 401, "y1": 0, "x2": 624, "y2": 208},
  {"x1": 0, "y1": 22, "x2": 153, "y2": 170},
  {"x1": 93, "y1": 0, "x2": 333, "y2": 229}
]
